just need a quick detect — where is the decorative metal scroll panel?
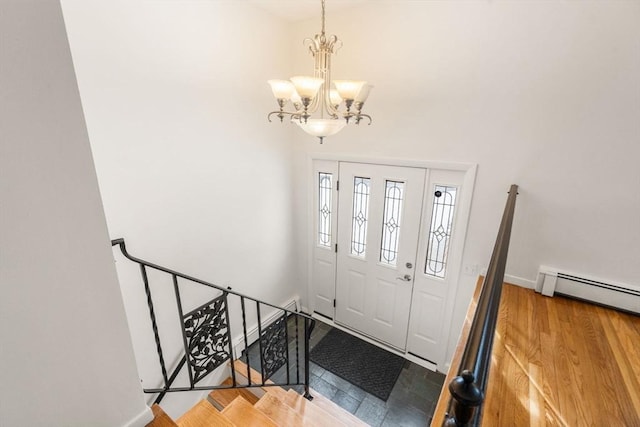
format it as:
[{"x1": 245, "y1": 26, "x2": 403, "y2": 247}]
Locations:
[
  {"x1": 183, "y1": 294, "x2": 231, "y2": 383},
  {"x1": 425, "y1": 185, "x2": 458, "y2": 278},
  {"x1": 318, "y1": 172, "x2": 333, "y2": 247},
  {"x1": 350, "y1": 177, "x2": 371, "y2": 257},
  {"x1": 380, "y1": 180, "x2": 405, "y2": 266},
  {"x1": 260, "y1": 313, "x2": 288, "y2": 380}
]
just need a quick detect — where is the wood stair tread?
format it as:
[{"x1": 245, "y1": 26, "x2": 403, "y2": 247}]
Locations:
[
  {"x1": 232, "y1": 359, "x2": 289, "y2": 400},
  {"x1": 209, "y1": 377, "x2": 259, "y2": 409},
  {"x1": 146, "y1": 404, "x2": 178, "y2": 427},
  {"x1": 222, "y1": 396, "x2": 278, "y2": 427},
  {"x1": 278, "y1": 389, "x2": 348, "y2": 427},
  {"x1": 147, "y1": 359, "x2": 370, "y2": 427},
  {"x1": 232, "y1": 359, "x2": 368, "y2": 426},
  {"x1": 306, "y1": 388, "x2": 370, "y2": 427},
  {"x1": 176, "y1": 400, "x2": 235, "y2": 427},
  {"x1": 232, "y1": 359, "x2": 274, "y2": 385},
  {"x1": 254, "y1": 392, "x2": 306, "y2": 426}
]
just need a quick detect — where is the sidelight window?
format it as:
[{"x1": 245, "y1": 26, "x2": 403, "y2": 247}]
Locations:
[
  {"x1": 425, "y1": 185, "x2": 457, "y2": 278},
  {"x1": 318, "y1": 172, "x2": 333, "y2": 247}
]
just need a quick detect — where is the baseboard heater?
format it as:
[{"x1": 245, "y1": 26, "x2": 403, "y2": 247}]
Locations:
[{"x1": 536, "y1": 266, "x2": 640, "y2": 314}]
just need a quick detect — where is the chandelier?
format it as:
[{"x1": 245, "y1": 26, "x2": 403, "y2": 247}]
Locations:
[{"x1": 267, "y1": 0, "x2": 373, "y2": 143}]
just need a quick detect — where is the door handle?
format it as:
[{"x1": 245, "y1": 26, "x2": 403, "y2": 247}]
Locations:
[{"x1": 396, "y1": 274, "x2": 412, "y2": 282}]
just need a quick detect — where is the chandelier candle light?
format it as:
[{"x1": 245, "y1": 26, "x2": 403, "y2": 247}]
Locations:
[{"x1": 267, "y1": 0, "x2": 373, "y2": 143}]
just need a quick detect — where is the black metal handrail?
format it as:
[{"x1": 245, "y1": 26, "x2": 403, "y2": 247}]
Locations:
[
  {"x1": 444, "y1": 184, "x2": 519, "y2": 427},
  {"x1": 111, "y1": 238, "x2": 315, "y2": 403}
]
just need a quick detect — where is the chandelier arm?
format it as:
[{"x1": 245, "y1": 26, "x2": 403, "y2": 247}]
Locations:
[
  {"x1": 356, "y1": 113, "x2": 373, "y2": 125},
  {"x1": 267, "y1": 111, "x2": 284, "y2": 123},
  {"x1": 341, "y1": 111, "x2": 372, "y2": 125},
  {"x1": 328, "y1": 35, "x2": 342, "y2": 54},
  {"x1": 268, "y1": 110, "x2": 306, "y2": 123},
  {"x1": 303, "y1": 37, "x2": 321, "y2": 56}
]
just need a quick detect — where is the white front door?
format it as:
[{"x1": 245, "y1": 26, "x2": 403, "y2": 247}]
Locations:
[{"x1": 335, "y1": 162, "x2": 426, "y2": 350}]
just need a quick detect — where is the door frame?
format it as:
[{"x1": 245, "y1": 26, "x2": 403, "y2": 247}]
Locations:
[{"x1": 305, "y1": 154, "x2": 477, "y2": 370}]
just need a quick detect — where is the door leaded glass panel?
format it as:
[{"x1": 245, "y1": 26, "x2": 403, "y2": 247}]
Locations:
[
  {"x1": 318, "y1": 172, "x2": 333, "y2": 247},
  {"x1": 380, "y1": 180, "x2": 405, "y2": 266},
  {"x1": 425, "y1": 185, "x2": 457, "y2": 278},
  {"x1": 350, "y1": 177, "x2": 371, "y2": 257}
]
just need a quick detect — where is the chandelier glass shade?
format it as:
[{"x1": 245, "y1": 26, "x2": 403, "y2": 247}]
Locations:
[{"x1": 267, "y1": 0, "x2": 372, "y2": 143}]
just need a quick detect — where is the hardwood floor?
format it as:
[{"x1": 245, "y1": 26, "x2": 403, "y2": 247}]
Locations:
[{"x1": 432, "y1": 282, "x2": 640, "y2": 426}]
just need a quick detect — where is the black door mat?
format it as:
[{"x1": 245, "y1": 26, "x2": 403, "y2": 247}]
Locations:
[{"x1": 310, "y1": 327, "x2": 404, "y2": 401}]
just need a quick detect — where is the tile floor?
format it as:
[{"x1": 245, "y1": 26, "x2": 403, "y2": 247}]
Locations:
[{"x1": 243, "y1": 319, "x2": 445, "y2": 426}]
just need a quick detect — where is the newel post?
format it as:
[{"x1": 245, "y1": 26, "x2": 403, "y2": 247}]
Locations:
[{"x1": 444, "y1": 370, "x2": 484, "y2": 426}]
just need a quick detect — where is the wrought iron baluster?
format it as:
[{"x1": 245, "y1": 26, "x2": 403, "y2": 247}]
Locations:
[
  {"x1": 240, "y1": 296, "x2": 251, "y2": 386},
  {"x1": 284, "y1": 311, "x2": 290, "y2": 384},
  {"x1": 256, "y1": 301, "x2": 265, "y2": 386},
  {"x1": 223, "y1": 292, "x2": 236, "y2": 387},
  {"x1": 172, "y1": 274, "x2": 195, "y2": 389},
  {"x1": 140, "y1": 264, "x2": 169, "y2": 389},
  {"x1": 303, "y1": 317, "x2": 313, "y2": 400},
  {"x1": 154, "y1": 355, "x2": 187, "y2": 404},
  {"x1": 295, "y1": 314, "x2": 300, "y2": 384}
]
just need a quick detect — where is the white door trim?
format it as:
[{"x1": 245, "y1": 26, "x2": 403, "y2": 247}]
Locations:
[{"x1": 305, "y1": 153, "x2": 477, "y2": 369}]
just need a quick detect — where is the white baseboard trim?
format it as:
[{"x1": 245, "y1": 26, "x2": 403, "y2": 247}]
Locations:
[
  {"x1": 123, "y1": 406, "x2": 154, "y2": 427},
  {"x1": 232, "y1": 297, "x2": 299, "y2": 357},
  {"x1": 475, "y1": 270, "x2": 537, "y2": 290},
  {"x1": 504, "y1": 274, "x2": 536, "y2": 289}
]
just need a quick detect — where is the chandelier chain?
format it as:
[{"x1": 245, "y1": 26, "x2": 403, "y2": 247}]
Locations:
[{"x1": 321, "y1": 0, "x2": 326, "y2": 36}]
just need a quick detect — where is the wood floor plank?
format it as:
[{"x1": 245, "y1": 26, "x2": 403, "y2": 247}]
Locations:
[
  {"x1": 527, "y1": 363, "x2": 546, "y2": 427},
  {"x1": 481, "y1": 282, "x2": 508, "y2": 423},
  {"x1": 538, "y1": 298, "x2": 565, "y2": 425},
  {"x1": 596, "y1": 307, "x2": 640, "y2": 424},
  {"x1": 489, "y1": 286, "x2": 640, "y2": 426},
  {"x1": 605, "y1": 309, "x2": 640, "y2": 385},
  {"x1": 511, "y1": 287, "x2": 532, "y2": 426},
  {"x1": 434, "y1": 283, "x2": 640, "y2": 426}
]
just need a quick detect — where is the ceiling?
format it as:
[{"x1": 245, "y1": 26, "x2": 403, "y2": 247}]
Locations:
[{"x1": 247, "y1": 0, "x2": 369, "y2": 22}]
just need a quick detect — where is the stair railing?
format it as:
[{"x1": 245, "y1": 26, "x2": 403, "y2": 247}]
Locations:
[
  {"x1": 111, "y1": 238, "x2": 315, "y2": 404},
  {"x1": 443, "y1": 184, "x2": 519, "y2": 426}
]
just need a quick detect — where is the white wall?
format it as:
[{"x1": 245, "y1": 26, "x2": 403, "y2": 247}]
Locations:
[
  {"x1": 59, "y1": 0, "x2": 640, "y2": 377},
  {"x1": 62, "y1": 0, "x2": 297, "y2": 303},
  {"x1": 61, "y1": 0, "x2": 301, "y2": 417},
  {"x1": 289, "y1": 0, "x2": 640, "y2": 364},
  {"x1": 0, "y1": 1, "x2": 150, "y2": 426}
]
